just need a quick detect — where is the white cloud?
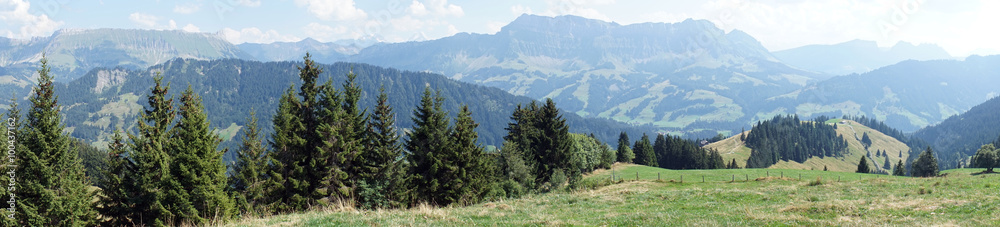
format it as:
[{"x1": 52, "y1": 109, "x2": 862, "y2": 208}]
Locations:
[
  {"x1": 0, "y1": 0, "x2": 64, "y2": 38},
  {"x1": 303, "y1": 22, "x2": 347, "y2": 41},
  {"x1": 391, "y1": 15, "x2": 426, "y2": 32},
  {"x1": 182, "y1": 24, "x2": 200, "y2": 33},
  {"x1": 129, "y1": 12, "x2": 159, "y2": 28},
  {"x1": 408, "y1": 0, "x2": 428, "y2": 16},
  {"x1": 220, "y1": 27, "x2": 299, "y2": 44},
  {"x1": 485, "y1": 21, "x2": 505, "y2": 34},
  {"x1": 173, "y1": 3, "x2": 200, "y2": 14},
  {"x1": 541, "y1": 0, "x2": 613, "y2": 21},
  {"x1": 423, "y1": 0, "x2": 463, "y2": 17},
  {"x1": 295, "y1": 0, "x2": 367, "y2": 21},
  {"x1": 511, "y1": 4, "x2": 533, "y2": 15},
  {"x1": 446, "y1": 24, "x2": 459, "y2": 36}
]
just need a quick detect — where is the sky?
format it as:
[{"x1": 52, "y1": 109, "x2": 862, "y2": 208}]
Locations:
[{"x1": 1, "y1": 0, "x2": 998, "y2": 56}]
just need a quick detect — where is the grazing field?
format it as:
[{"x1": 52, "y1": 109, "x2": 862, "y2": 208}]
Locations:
[{"x1": 225, "y1": 164, "x2": 1000, "y2": 226}]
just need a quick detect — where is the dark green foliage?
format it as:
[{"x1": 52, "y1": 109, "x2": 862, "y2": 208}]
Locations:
[
  {"x1": 571, "y1": 133, "x2": 613, "y2": 172},
  {"x1": 824, "y1": 165, "x2": 828, "y2": 171},
  {"x1": 653, "y1": 133, "x2": 724, "y2": 170},
  {"x1": 971, "y1": 144, "x2": 998, "y2": 172},
  {"x1": 74, "y1": 138, "x2": 107, "y2": 187},
  {"x1": 230, "y1": 109, "x2": 270, "y2": 214},
  {"x1": 358, "y1": 86, "x2": 404, "y2": 209},
  {"x1": 98, "y1": 129, "x2": 138, "y2": 226},
  {"x1": 405, "y1": 87, "x2": 452, "y2": 205},
  {"x1": 744, "y1": 115, "x2": 848, "y2": 168},
  {"x1": 16, "y1": 56, "x2": 98, "y2": 226},
  {"x1": 727, "y1": 159, "x2": 740, "y2": 169},
  {"x1": 0, "y1": 102, "x2": 17, "y2": 227},
  {"x1": 501, "y1": 99, "x2": 577, "y2": 192},
  {"x1": 128, "y1": 73, "x2": 176, "y2": 226},
  {"x1": 911, "y1": 147, "x2": 940, "y2": 177},
  {"x1": 598, "y1": 137, "x2": 616, "y2": 169},
  {"x1": 861, "y1": 132, "x2": 872, "y2": 149},
  {"x1": 164, "y1": 86, "x2": 234, "y2": 224},
  {"x1": 883, "y1": 156, "x2": 891, "y2": 170},
  {"x1": 911, "y1": 96, "x2": 1000, "y2": 170},
  {"x1": 495, "y1": 141, "x2": 535, "y2": 197},
  {"x1": 856, "y1": 156, "x2": 871, "y2": 174},
  {"x1": 616, "y1": 132, "x2": 634, "y2": 163},
  {"x1": 893, "y1": 160, "x2": 906, "y2": 176},
  {"x1": 446, "y1": 105, "x2": 490, "y2": 205},
  {"x1": 632, "y1": 134, "x2": 656, "y2": 167}
]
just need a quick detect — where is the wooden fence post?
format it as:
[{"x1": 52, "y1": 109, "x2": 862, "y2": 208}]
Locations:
[
  {"x1": 658, "y1": 172, "x2": 660, "y2": 181},
  {"x1": 732, "y1": 175, "x2": 734, "y2": 182},
  {"x1": 702, "y1": 175, "x2": 705, "y2": 183},
  {"x1": 745, "y1": 174, "x2": 748, "y2": 181},
  {"x1": 680, "y1": 175, "x2": 683, "y2": 183}
]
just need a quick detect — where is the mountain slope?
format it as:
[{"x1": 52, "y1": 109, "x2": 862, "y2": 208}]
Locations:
[
  {"x1": 763, "y1": 55, "x2": 1000, "y2": 132},
  {"x1": 912, "y1": 96, "x2": 1000, "y2": 168},
  {"x1": 707, "y1": 119, "x2": 910, "y2": 172},
  {"x1": 237, "y1": 38, "x2": 376, "y2": 63},
  {"x1": 0, "y1": 28, "x2": 254, "y2": 83},
  {"x1": 773, "y1": 40, "x2": 953, "y2": 75},
  {"x1": 348, "y1": 14, "x2": 821, "y2": 136},
  {"x1": 50, "y1": 58, "x2": 656, "y2": 157}
]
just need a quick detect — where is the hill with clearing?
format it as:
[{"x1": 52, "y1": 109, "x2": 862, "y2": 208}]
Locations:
[
  {"x1": 224, "y1": 164, "x2": 1000, "y2": 226},
  {"x1": 706, "y1": 119, "x2": 910, "y2": 172}
]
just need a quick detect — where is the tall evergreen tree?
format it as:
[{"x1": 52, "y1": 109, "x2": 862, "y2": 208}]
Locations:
[
  {"x1": 616, "y1": 132, "x2": 634, "y2": 163},
  {"x1": 861, "y1": 132, "x2": 872, "y2": 149},
  {"x1": 340, "y1": 69, "x2": 369, "y2": 186},
  {"x1": 406, "y1": 87, "x2": 451, "y2": 205},
  {"x1": 856, "y1": 156, "x2": 871, "y2": 173},
  {"x1": 911, "y1": 147, "x2": 939, "y2": 177},
  {"x1": 315, "y1": 79, "x2": 355, "y2": 204},
  {"x1": 16, "y1": 55, "x2": 98, "y2": 226},
  {"x1": 632, "y1": 134, "x2": 656, "y2": 167},
  {"x1": 893, "y1": 160, "x2": 906, "y2": 176},
  {"x1": 446, "y1": 105, "x2": 488, "y2": 205},
  {"x1": 532, "y1": 99, "x2": 575, "y2": 187},
  {"x1": 230, "y1": 109, "x2": 269, "y2": 214},
  {"x1": 129, "y1": 73, "x2": 176, "y2": 226},
  {"x1": 0, "y1": 97, "x2": 20, "y2": 227},
  {"x1": 358, "y1": 85, "x2": 403, "y2": 209},
  {"x1": 883, "y1": 156, "x2": 891, "y2": 170},
  {"x1": 264, "y1": 86, "x2": 306, "y2": 212},
  {"x1": 98, "y1": 129, "x2": 138, "y2": 226}
]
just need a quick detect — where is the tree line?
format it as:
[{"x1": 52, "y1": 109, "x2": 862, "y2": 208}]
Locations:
[
  {"x1": 744, "y1": 115, "x2": 849, "y2": 168},
  {"x1": 615, "y1": 132, "x2": 726, "y2": 170},
  {"x1": 3, "y1": 54, "x2": 634, "y2": 226}
]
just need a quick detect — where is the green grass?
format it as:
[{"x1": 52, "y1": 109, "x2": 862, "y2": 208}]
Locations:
[{"x1": 223, "y1": 164, "x2": 1000, "y2": 226}]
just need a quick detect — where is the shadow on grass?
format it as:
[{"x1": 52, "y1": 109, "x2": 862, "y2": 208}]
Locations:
[{"x1": 970, "y1": 170, "x2": 998, "y2": 176}]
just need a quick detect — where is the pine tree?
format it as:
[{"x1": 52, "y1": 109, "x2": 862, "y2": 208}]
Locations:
[
  {"x1": 98, "y1": 129, "x2": 139, "y2": 226},
  {"x1": 632, "y1": 134, "x2": 656, "y2": 167},
  {"x1": 0, "y1": 97, "x2": 20, "y2": 227},
  {"x1": 883, "y1": 156, "x2": 891, "y2": 170},
  {"x1": 856, "y1": 156, "x2": 871, "y2": 173},
  {"x1": 533, "y1": 99, "x2": 575, "y2": 188},
  {"x1": 17, "y1": 55, "x2": 98, "y2": 226},
  {"x1": 340, "y1": 69, "x2": 369, "y2": 186},
  {"x1": 893, "y1": 160, "x2": 906, "y2": 176},
  {"x1": 358, "y1": 85, "x2": 403, "y2": 209},
  {"x1": 264, "y1": 86, "x2": 306, "y2": 212},
  {"x1": 653, "y1": 134, "x2": 669, "y2": 168},
  {"x1": 823, "y1": 165, "x2": 828, "y2": 171},
  {"x1": 169, "y1": 86, "x2": 234, "y2": 223},
  {"x1": 315, "y1": 79, "x2": 355, "y2": 204},
  {"x1": 230, "y1": 109, "x2": 269, "y2": 214},
  {"x1": 447, "y1": 105, "x2": 487, "y2": 205},
  {"x1": 861, "y1": 132, "x2": 872, "y2": 149},
  {"x1": 616, "y1": 132, "x2": 634, "y2": 163},
  {"x1": 911, "y1": 147, "x2": 939, "y2": 177},
  {"x1": 129, "y1": 73, "x2": 176, "y2": 226},
  {"x1": 406, "y1": 87, "x2": 451, "y2": 205}
]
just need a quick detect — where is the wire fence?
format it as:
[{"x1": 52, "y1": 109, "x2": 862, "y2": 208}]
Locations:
[{"x1": 605, "y1": 170, "x2": 891, "y2": 183}]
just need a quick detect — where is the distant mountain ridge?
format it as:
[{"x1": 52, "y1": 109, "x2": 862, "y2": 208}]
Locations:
[
  {"x1": 773, "y1": 40, "x2": 954, "y2": 75},
  {"x1": 912, "y1": 95, "x2": 1000, "y2": 168},
  {"x1": 237, "y1": 37, "x2": 378, "y2": 63},
  {"x1": 0, "y1": 29, "x2": 253, "y2": 81},
  {"x1": 347, "y1": 14, "x2": 821, "y2": 136}
]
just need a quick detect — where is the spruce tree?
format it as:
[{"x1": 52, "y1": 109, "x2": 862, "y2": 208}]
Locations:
[
  {"x1": 911, "y1": 147, "x2": 939, "y2": 177},
  {"x1": 315, "y1": 79, "x2": 354, "y2": 204},
  {"x1": 893, "y1": 160, "x2": 906, "y2": 176},
  {"x1": 856, "y1": 156, "x2": 870, "y2": 173},
  {"x1": 447, "y1": 105, "x2": 487, "y2": 205},
  {"x1": 632, "y1": 134, "x2": 656, "y2": 167},
  {"x1": 129, "y1": 73, "x2": 176, "y2": 226},
  {"x1": 616, "y1": 132, "x2": 634, "y2": 163},
  {"x1": 358, "y1": 85, "x2": 403, "y2": 209},
  {"x1": 264, "y1": 86, "x2": 306, "y2": 212},
  {"x1": 341, "y1": 69, "x2": 369, "y2": 185},
  {"x1": 230, "y1": 109, "x2": 269, "y2": 214},
  {"x1": 533, "y1": 99, "x2": 575, "y2": 187},
  {"x1": 861, "y1": 132, "x2": 872, "y2": 149},
  {"x1": 0, "y1": 98, "x2": 19, "y2": 227},
  {"x1": 17, "y1": 56, "x2": 98, "y2": 226},
  {"x1": 164, "y1": 86, "x2": 233, "y2": 224},
  {"x1": 883, "y1": 156, "x2": 891, "y2": 170},
  {"x1": 98, "y1": 129, "x2": 139, "y2": 226},
  {"x1": 406, "y1": 87, "x2": 451, "y2": 205}
]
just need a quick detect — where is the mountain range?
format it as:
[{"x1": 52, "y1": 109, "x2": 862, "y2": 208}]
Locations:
[
  {"x1": 1, "y1": 14, "x2": 997, "y2": 141},
  {"x1": 773, "y1": 40, "x2": 954, "y2": 76}
]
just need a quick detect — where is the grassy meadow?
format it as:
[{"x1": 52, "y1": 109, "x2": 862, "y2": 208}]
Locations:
[{"x1": 223, "y1": 164, "x2": 1000, "y2": 226}]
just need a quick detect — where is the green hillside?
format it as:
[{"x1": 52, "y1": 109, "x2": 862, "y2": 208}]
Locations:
[
  {"x1": 706, "y1": 119, "x2": 910, "y2": 172},
  {"x1": 223, "y1": 164, "x2": 1000, "y2": 226}
]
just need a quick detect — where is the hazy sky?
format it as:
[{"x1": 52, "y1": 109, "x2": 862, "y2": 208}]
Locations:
[{"x1": 1, "y1": 0, "x2": 996, "y2": 56}]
